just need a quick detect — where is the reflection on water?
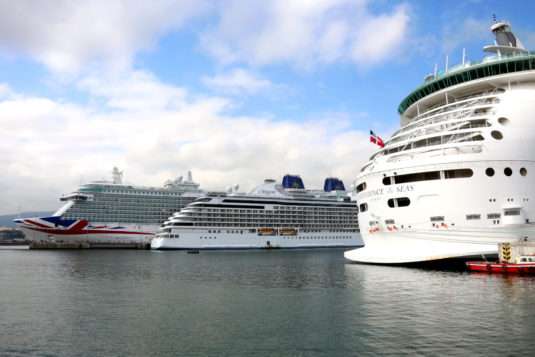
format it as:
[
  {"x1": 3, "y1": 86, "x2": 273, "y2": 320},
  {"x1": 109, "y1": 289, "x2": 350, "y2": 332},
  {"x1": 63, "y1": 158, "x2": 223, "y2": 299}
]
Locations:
[{"x1": 1, "y1": 249, "x2": 534, "y2": 356}]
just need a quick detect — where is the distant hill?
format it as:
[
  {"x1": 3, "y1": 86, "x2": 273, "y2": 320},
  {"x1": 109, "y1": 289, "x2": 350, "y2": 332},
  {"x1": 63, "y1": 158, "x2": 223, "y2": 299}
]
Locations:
[{"x1": 0, "y1": 212, "x2": 53, "y2": 228}]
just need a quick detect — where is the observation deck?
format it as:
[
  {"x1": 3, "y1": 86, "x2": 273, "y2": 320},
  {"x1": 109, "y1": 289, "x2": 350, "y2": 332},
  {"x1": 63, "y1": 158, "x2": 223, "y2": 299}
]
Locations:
[
  {"x1": 398, "y1": 52, "x2": 535, "y2": 115},
  {"x1": 399, "y1": 21, "x2": 533, "y2": 116}
]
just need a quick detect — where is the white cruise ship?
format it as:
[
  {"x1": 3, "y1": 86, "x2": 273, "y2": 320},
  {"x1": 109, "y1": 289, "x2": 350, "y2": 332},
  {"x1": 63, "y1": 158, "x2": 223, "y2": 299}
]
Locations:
[
  {"x1": 345, "y1": 20, "x2": 535, "y2": 264},
  {"x1": 15, "y1": 168, "x2": 203, "y2": 247},
  {"x1": 151, "y1": 175, "x2": 362, "y2": 250}
]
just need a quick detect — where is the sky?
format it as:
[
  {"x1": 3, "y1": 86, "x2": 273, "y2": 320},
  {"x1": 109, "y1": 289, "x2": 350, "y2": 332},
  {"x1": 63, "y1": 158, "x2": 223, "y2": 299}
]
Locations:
[{"x1": 1, "y1": 0, "x2": 535, "y2": 215}]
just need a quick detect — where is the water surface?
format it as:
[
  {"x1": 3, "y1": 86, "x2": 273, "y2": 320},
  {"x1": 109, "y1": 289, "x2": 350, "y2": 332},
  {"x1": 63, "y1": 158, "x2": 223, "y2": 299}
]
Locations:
[{"x1": 1, "y1": 248, "x2": 534, "y2": 356}]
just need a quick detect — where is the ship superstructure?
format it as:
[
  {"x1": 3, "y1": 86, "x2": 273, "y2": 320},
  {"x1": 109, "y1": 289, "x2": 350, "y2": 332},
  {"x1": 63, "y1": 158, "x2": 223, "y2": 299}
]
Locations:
[
  {"x1": 345, "y1": 21, "x2": 535, "y2": 264},
  {"x1": 151, "y1": 175, "x2": 362, "y2": 250},
  {"x1": 15, "y1": 168, "x2": 203, "y2": 247}
]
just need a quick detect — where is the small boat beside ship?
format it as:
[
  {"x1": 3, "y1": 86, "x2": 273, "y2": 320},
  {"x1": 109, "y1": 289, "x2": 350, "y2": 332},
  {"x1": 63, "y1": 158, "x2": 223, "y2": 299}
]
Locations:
[{"x1": 466, "y1": 241, "x2": 535, "y2": 274}]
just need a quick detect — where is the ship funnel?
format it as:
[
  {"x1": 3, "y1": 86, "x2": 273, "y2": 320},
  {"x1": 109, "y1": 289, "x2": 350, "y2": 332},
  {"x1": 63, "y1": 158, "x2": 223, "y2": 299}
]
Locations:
[
  {"x1": 282, "y1": 174, "x2": 305, "y2": 189},
  {"x1": 324, "y1": 177, "x2": 346, "y2": 192},
  {"x1": 187, "y1": 170, "x2": 193, "y2": 182}
]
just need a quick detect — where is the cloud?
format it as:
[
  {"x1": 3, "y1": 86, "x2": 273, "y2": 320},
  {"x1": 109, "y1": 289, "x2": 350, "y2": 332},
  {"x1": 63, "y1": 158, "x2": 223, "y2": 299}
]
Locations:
[
  {"x1": 0, "y1": 0, "x2": 410, "y2": 74},
  {"x1": 201, "y1": 0, "x2": 410, "y2": 69},
  {"x1": 350, "y1": 5, "x2": 410, "y2": 67},
  {"x1": 441, "y1": 18, "x2": 490, "y2": 54},
  {"x1": 0, "y1": 0, "x2": 210, "y2": 73},
  {"x1": 0, "y1": 74, "x2": 374, "y2": 215},
  {"x1": 0, "y1": 83, "x2": 13, "y2": 98},
  {"x1": 78, "y1": 71, "x2": 188, "y2": 111},
  {"x1": 202, "y1": 68, "x2": 273, "y2": 95}
]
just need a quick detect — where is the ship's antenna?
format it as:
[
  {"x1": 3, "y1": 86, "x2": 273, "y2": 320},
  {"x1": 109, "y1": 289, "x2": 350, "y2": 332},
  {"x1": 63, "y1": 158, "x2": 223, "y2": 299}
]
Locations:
[
  {"x1": 462, "y1": 48, "x2": 466, "y2": 66},
  {"x1": 492, "y1": 14, "x2": 497, "y2": 23},
  {"x1": 433, "y1": 63, "x2": 438, "y2": 77},
  {"x1": 445, "y1": 55, "x2": 449, "y2": 73}
]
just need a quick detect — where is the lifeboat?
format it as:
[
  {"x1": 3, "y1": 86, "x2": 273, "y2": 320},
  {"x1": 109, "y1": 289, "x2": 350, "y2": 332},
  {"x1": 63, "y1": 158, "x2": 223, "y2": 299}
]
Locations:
[
  {"x1": 257, "y1": 227, "x2": 277, "y2": 236},
  {"x1": 279, "y1": 228, "x2": 298, "y2": 236}
]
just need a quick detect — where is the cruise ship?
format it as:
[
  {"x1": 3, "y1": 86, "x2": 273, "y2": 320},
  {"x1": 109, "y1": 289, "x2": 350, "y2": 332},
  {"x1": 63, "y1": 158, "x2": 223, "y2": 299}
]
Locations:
[
  {"x1": 345, "y1": 20, "x2": 535, "y2": 264},
  {"x1": 151, "y1": 175, "x2": 362, "y2": 250},
  {"x1": 15, "y1": 168, "x2": 203, "y2": 247}
]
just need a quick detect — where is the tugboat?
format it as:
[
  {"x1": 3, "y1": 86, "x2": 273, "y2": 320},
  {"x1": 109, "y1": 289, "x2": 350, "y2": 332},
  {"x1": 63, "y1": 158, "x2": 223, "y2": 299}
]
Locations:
[{"x1": 466, "y1": 241, "x2": 535, "y2": 274}]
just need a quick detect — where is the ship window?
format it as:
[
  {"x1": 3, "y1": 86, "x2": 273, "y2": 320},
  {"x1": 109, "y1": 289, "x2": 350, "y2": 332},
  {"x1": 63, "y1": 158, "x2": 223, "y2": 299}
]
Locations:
[
  {"x1": 498, "y1": 117, "x2": 509, "y2": 126},
  {"x1": 466, "y1": 214, "x2": 481, "y2": 220},
  {"x1": 394, "y1": 171, "x2": 440, "y2": 184},
  {"x1": 387, "y1": 197, "x2": 410, "y2": 208},
  {"x1": 487, "y1": 213, "x2": 501, "y2": 219},
  {"x1": 430, "y1": 216, "x2": 444, "y2": 222},
  {"x1": 504, "y1": 209, "x2": 521, "y2": 216},
  {"x1": 356, "y1": 182, "x2": 367, "y2": 193},
  {"x1": 491, "y1": 130, "x2": 503, "y2": 140},
  {"x1": 520, "y1": 167, "x2": 527, "y2": 176},
  {"x1": 397, "y1": 197, "x2": 410, "y2": 207},
  {"x1": 359, "y1": 203, "x2": 368, "y2": 212},
  {"x1": 486, "y1": 168, "x2": 495, "y2": 177},
  {"x1": 444, "y1": 169, "x2": 473, "y2": 179},
  {"x1": 504, "y1": 167, "x2": 513, "y2": 176},
  {"x1": 385, "y1": 219, "x2": 395, "y2": 224},
  {"x1": 383, "y1": 177, "x2": 392, "y2": 185}
]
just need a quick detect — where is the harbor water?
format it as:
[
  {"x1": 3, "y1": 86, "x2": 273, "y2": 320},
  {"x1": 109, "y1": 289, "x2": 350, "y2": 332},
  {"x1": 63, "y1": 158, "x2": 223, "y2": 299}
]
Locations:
[{"x1": 1, "y1": 248, "x2": 534, "y2": 356}]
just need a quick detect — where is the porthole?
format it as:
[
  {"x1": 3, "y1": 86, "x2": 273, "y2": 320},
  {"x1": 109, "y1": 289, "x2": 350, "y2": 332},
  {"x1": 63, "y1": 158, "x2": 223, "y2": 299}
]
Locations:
[
  {"x1": 520, "y1": 167, "x2": 527, "y2": 176},
  {"x1": 356, "y1": 182, "x2": 367, "y2": 193},
  {"x1": 504, "y1": 167, "x2": 513, "y2": 176},
  {"x1": 491, "y1": 130, "x2": 503, "y2": 140},
  {"x1": 485, "y1": 168, "x2": 495, "y2": 177},
  {"x1": 498, "y1": 117, "x2": 509, "y2": 126}
]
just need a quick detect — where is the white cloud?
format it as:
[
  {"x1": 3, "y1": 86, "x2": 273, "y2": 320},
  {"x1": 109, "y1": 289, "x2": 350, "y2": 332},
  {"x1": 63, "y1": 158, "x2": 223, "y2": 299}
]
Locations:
[
  {"x1": 350, "y1": 5, "x2": 409, "y2": 67},
  {"x1": 78, "y1": 71, "x2": 188, "y2": 111},
  {"x1": 202, "y1": 68, "x2": 273, "y2": 95},
  {"x1": 0, "y1": 0, "x2": 211, "y2": 73},
  {"x1": 0, "y1": 0, "x2": 410, "y2": 74},
  {"x1": 0, "y1": 72, "x2": 374, "y2": 215},
  {"x1": 441, "y1": 18, "x2": 489, "y2": 54},
  {"x1": 0, "y1": 83, "x2": 13, "y2": 98},
  {"x1": 201, "y1": 0, "x2": 410, "y2": 69}
]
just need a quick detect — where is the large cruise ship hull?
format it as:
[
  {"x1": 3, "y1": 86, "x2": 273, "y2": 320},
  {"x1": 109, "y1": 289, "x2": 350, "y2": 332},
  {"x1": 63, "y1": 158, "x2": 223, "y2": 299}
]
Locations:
[
  {"x1": 15, "y1": 216, "x2": 155, "y2": 247},
  {"x1": 344, "y1": 226, "x2": 533, "y2": 264},
  {"x1": 151, "y1": 230, "x2": 363, "y2": 250}
]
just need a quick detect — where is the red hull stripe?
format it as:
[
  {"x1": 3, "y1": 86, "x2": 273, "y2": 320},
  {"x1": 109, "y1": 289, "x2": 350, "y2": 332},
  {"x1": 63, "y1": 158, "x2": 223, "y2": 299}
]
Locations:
[
  {"x1": 26, "y1": 227, "x2": 152, "y2": 236},
  {"x1": 25, "y1": 219, "x2": 51, "y2": 228}
]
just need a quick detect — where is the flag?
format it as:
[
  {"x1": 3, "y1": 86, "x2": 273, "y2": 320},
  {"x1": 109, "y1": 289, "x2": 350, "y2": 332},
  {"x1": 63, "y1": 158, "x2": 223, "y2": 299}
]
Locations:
[{"x1": 370, "y1": 130, "x2": 385, "y2": 148}]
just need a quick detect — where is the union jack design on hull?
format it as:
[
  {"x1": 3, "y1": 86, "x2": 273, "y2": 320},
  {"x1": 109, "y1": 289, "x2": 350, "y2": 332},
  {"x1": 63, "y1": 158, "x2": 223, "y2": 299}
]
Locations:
[{"x1": 15, "y1": 216, "x2": 155, "y2": 245}]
